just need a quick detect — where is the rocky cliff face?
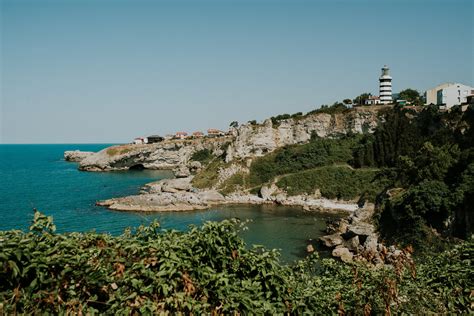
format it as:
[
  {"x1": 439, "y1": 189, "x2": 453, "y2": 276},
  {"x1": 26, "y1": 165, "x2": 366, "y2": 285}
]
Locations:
[
  {"x1": 226, "y1": 107, "x2": 383, "y2": 161},
  {"x1": 64, "y1": 150, "x2": 94, "y2": 162},
  {"x1": 79, "y1": 138, "x2": 230, "y2": 171},
  {"x1": 78, "y1": 107, "x2": 385, "y2": 172}
]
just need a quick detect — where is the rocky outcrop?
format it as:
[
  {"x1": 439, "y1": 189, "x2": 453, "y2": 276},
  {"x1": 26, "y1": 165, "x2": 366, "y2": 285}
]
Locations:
[
  {"x1": 225, "y1": 107, "x2": 383, "y2": 161},
  {"x1": 319, "y1": 204, "x2": 410, "y2": 266},
  {"x1": 64, "y1": 150, "x2": 94, "y2": 162},
  {"x1": 98, "y1": 177, "x2": 226, "y2": 212},
  {"x1": 78, "y1": 138, "x2": 230, "y2": 172},
  {"x1": 97, "y1": 175, "x2": 358, "y2": 213},
  {"x1": 74, "y1": 107, "x2": 384, "y2": 172}
]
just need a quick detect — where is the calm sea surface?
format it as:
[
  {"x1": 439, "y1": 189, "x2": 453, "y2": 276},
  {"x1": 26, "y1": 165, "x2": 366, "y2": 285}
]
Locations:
[{"x1": 0, "y1": 144, "x2": 340, "y2": 262}]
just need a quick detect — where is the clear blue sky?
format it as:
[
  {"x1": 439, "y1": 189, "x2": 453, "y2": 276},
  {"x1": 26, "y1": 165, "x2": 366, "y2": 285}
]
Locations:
[{"x1": 1, "y1": 0, "x2": 473, "y2": 143}]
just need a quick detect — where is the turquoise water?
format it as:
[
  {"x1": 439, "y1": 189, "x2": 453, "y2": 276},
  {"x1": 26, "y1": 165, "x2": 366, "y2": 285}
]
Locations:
[{"x1": 0, "y1": 144, "x2": 340, "y2": 262}]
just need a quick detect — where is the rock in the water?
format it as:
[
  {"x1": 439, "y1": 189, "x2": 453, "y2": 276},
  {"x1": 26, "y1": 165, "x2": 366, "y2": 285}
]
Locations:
[
  {"x1": 64, "y1": 150, "x2": 94, "y2": 162},
  {"x1": 306, "y1": 244, "x2": 315, "y2": 253},
  {"x1": 319, "y1": 233, "x2": 344, "y2": 248},
  {"x1": 332, "y1": 247, "x2": 353, "y2": 263}
]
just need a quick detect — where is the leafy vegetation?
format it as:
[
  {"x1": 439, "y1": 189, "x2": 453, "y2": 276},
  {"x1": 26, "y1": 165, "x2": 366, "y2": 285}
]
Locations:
[
  {"x1": 306, "y1": 102, "x2": 349, "y2": 116},
  {"x1": 353, "y1": 92, "x2": 372, "y2": 105},
  {"x1": 190, "y1": 149, "x2": 214, "y2": 164},
  {"x1": 398, "y1": 88, "x2": 423, "y2": 106},
  {"x1": 276, "y1": 166, "x2": 385, "y2": 201},
  {"x1": 219, "y1": 172, "x2": 246, "y2": 195},
  {"x1": 106, "y1": 146, "x2": 133, "y2": 156},
  {"x1": 191, "y1": 158, "x2": 226, "y2": 189},
  {"x1": 0, "y1": 211, "x2": 471, "y2": 314},
  {"x1": 248, "y1": 135, "x2": 361, "y2": 187},
  {"x1": 353, "y1": 105, "x2": 474, "y2": 248}
]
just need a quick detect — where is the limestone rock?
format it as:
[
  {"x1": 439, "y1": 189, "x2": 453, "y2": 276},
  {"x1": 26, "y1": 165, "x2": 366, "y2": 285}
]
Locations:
[
  {"x1": 319, "y1": 233, "x2": 344, "y2": 248},
  {"x1": 363, "y1": 235, "x2": 378, "y2": 255},
  {"x1": 344, "y1": 236, "x2": 360, "y2": 252},
  {"x1": 64, "y1": 150, "x2": 94, "y2": 162},
  {"x1": 174, "y1": 166, "x2": 191, "y2": 178},
  {"x1": 225, "y1": 107, "x2": 383, "y2": 161},
  {"x1": 345, "y1": 223, "x2": 375, "y2": 239},
  {"x1": 188, "y1": 161, "x2": 202, "y2": 172},
  {"x1": 160, "y1": 178, "x2": 193, "y2": 192},
  {"x1": 260, "y1": 184, "x2": 278, "y2": 200},
  {"x1": 198, "y1": 190, "x2": 225, "y2": 202},
  {"x1": 332, "y1": 247, "x2": 353, "y2": 263}
]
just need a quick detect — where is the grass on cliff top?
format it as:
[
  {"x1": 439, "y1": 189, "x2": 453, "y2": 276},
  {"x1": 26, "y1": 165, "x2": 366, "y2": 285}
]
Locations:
[
  {"x1": 106, "y1": 145, "x2": 134, "y2": 156},
  {"x1": 276, "y1": 165, "x2": 386, "y2": 202}
]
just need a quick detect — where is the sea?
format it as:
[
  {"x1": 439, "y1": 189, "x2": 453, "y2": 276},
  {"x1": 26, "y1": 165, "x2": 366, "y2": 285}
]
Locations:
[{"x1": 0, "y1": 144, "x2": 341, "y2": 263}]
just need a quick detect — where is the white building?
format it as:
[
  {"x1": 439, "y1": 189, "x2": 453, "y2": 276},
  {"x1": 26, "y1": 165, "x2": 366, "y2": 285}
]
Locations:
[
  {"x1": 379, "y1": 65, "x2": 393, "y2": 104},
  {"x1": 364, "y1": 95, "x2": 381, "y2": 105},
  {"x1": 133, "y1": 137, "x2": 148, "y2": 144},
  {"x1": 425, "y1": 83, "x2": 474, "y2": 109}
]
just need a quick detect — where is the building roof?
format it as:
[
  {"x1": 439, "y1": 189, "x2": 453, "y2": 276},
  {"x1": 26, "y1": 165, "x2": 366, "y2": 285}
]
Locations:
[
  {"x1": 207, "y1": 128, "x2": 223, "y2": 133},
  {"x1": 175, "y1": 131, "x2": 188, "y2": 136}
]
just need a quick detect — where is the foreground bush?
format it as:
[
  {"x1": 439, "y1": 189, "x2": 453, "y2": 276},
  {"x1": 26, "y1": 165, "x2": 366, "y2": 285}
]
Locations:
[{"x1": 0, "y1": 211, "x2": 471, "y2": 314}]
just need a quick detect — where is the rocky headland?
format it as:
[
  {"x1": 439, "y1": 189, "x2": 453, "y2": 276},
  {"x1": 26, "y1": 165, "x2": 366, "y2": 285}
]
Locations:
[
  {"x1": 96, "y1": 175, "x2": 358, "y2": 213},
  {"x1": 64, "y1": 150, "x2": 95, "y2": 162},
  {"x1": 71, "y1": 107, "x2": 386, "y2": 214},
  {"x1": 66, "y1": 105, "x2": 409, "y2": 263},
  {"x1": 65, "y1": 107, "x2": 388, "y2": 214},
  {"x1": 78, "y1": 106, "x2": 384, "y2": 172}
]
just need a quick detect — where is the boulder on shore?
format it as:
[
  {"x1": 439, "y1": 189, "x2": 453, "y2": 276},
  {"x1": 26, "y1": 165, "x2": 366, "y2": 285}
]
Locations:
[
  {"x1": 332, "y1": 247, "x2": 353, "y2": 263},
  {"x1": 319, "y1": 233, "x2": 344, "y2": 248}
]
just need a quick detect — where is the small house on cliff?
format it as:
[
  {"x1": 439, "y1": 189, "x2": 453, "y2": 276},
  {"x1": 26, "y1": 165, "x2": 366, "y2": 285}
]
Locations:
[
  {"x1": 175, "y1": 132, "x2": 188, "y2": 140},
  {"x1": 207, "y1": 129, "x2": 225, "y2": 137},
  {"x1": 147, "y1": 135, "x2": 164, "y2": 143}
]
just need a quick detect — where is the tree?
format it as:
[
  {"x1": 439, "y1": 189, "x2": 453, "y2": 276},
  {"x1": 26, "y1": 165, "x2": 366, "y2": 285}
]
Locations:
[
  {"x1": 343, "y1": 98, "x2": 353, "y2": 105},
  {"x1": 353, "y1": 93, "x2": 372, "y2": 105},
  {"x1": 399, "y1": 88, "x2": 423, "y2": 106},
  {"x1": 229, "y1": 121, "x2": 239, "y2": 128}
]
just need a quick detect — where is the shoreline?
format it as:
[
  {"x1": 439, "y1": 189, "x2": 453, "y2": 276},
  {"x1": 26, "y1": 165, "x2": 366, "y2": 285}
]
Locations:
[{"x1": 95, "y1": 176, "x2": 359, "y2": 214}]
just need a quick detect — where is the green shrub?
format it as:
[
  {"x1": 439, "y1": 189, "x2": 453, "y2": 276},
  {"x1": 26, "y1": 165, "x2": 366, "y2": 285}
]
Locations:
[
  {"x1": 191, "y1": 158, "x2": 225, "y2": 189},
  {"x1": 248, "y1": 136, "x2": 361, "y2": 187},
  {"x1": 0, "y1": 211, "x2": 471, "y2": 314},
  {"x1": 191, "y1": 149, "x2": 214, "y2": 164},
  {"x1": 219, "y1": 172, "x2": 246, "y2": 195},
  {"x1": 276, "y1": 166, "x2": 384, "y2": 201}
]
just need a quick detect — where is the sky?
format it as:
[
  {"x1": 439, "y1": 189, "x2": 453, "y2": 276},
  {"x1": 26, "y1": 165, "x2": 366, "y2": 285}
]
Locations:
[{"x1": 1, "y1": 0, "x2": 473, "y2": 143}]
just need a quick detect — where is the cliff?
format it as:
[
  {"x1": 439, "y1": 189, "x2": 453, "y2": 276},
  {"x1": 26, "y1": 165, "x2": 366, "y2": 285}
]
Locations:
[
  {"x1": 226, "y1": 107, "x2": 383, "y2": 161},
  {"x1": 79, "y1": 106, "x2": 385, "y2": 172},
  {"x1": 79, "y1": 137, "x2": 230, "y2": 171}
]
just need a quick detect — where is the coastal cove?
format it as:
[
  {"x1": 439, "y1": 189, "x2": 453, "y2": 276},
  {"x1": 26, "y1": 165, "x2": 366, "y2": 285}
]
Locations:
[{"x1": 0, "y1": 144, "x2": 342, "y2": 262}]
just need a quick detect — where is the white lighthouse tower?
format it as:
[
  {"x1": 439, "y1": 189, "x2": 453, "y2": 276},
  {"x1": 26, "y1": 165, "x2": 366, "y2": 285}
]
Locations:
[{"x1": 379, "y1": 65, "x2": 392, "y2": 104}]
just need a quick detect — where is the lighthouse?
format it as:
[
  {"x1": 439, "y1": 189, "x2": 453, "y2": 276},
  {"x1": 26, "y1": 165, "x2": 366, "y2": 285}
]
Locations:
[{"x1": 379, "y1": 65, "x2": 392, "y2": 104}]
